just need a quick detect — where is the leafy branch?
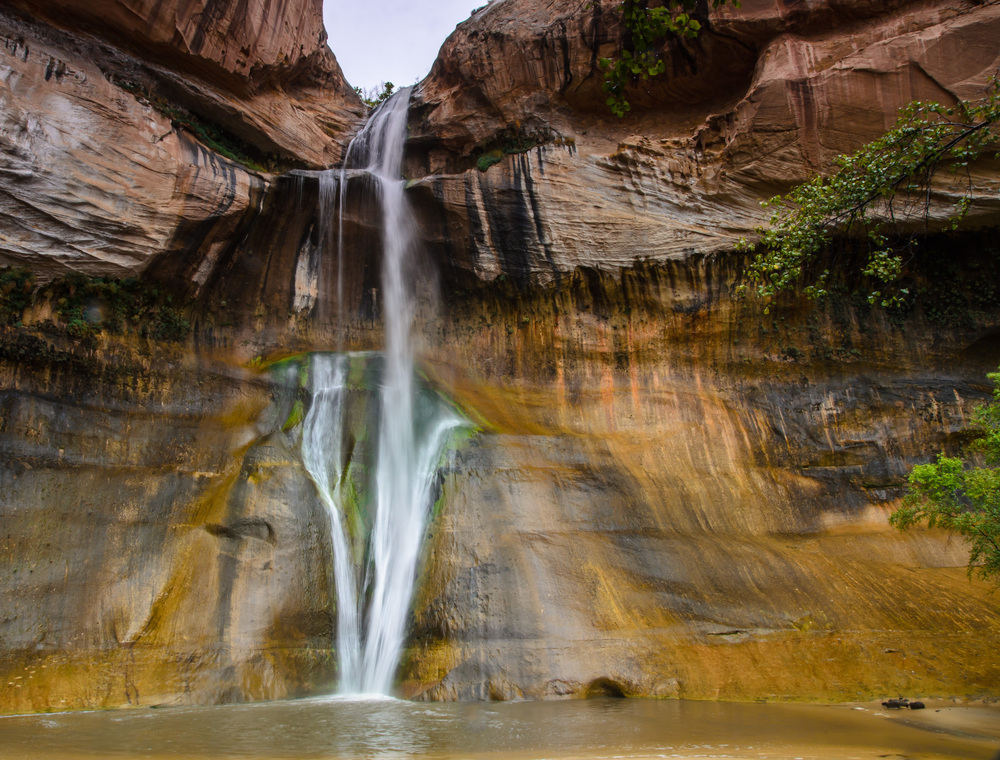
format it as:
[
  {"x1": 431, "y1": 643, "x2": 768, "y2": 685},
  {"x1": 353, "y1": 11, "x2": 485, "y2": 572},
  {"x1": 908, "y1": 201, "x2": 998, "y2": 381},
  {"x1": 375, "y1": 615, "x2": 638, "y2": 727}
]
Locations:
[
  {"x1": 739, "y1": 77, "x2": 1000, "y2": 309},
  {"x1": 599, "y1": 0, "x2": 737, "y2": 118}
]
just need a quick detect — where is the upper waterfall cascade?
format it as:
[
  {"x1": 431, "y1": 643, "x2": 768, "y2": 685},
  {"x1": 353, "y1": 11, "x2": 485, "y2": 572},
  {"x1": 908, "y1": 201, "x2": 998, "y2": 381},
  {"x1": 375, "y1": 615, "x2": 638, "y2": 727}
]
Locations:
[{"x1": 301, "y1": 89, "x2": 464, "y2": 696}]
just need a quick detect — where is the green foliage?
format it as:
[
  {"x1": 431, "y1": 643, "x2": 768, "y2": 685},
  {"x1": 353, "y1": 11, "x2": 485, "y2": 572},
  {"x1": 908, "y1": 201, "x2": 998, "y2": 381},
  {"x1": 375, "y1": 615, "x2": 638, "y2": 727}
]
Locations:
[
  {"x1": 0, "y1": 266, "x2": 35, "y2": 325},
  {"x1": 46, "y1": 274, "x2": 190, "y2": 342},
  {"x1": 282, "y1": 399, "x2": 306, "y2": 433},
  {"x1": 25, "y1": 272, "x2": 192, "y2": 342},
  {"x1": 354, "y1": 82, "x2": 396, "y2": 110},
  {"x1": 160, "y1": 106, "x2": 269, "y2": 172},
  {"x1": 740, "y1": 78, "x2": 1000, "y2": 310},
  {"x1": 477, "y1": 150, "x2": 504, "y2": 172},
  {"x1": 911, "y1": 249, "x2": 1000, "y2": 328},
  {"x1": 473, "y1": 130, "x2": 544, "y2": 172},
  {"x1": 892, "y1": 368, "x2": 1000, "y2": 586},
  {"x1": 599, "y1": 0, "x2": 738, "y2": 118}
]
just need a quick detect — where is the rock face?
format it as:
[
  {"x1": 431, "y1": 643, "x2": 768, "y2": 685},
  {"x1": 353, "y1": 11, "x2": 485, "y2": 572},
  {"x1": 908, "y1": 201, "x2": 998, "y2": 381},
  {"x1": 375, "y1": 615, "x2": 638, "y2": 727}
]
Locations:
[
  {"x1": 398, "y1": 250, "x2": 1000, "y2": 701},
  {"x1": 409, "y1": 0, "x2": 1000, "y2": 283},
  {"x1": 0, "y1": 8, "x2": 253, "y2": 279},
  {"x1": 393, "y1": 0, "x2": 1000, "y2": 701},
  {"x1": 0, "y1": 346, "x2": 337, "y2": 711},
  {"x1": 13, "y1": 0, "x2": 331, "y2": 78},
  {"x1": 5, "y1": 0, "x2": 362, "y2": 166},
  {"x1": 2, "y1": 0, "x2": 1000, "y2": 713},
  {"x1": 0, "y1": 1, "x2": 362, "y2": 281}
]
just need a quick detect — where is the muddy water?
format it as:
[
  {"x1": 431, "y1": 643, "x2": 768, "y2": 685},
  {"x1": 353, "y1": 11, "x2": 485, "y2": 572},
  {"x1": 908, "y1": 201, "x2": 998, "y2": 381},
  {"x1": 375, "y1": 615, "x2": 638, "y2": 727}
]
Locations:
[{"x1": 1, "y1": 697, "x2": 997, "y2": 760}]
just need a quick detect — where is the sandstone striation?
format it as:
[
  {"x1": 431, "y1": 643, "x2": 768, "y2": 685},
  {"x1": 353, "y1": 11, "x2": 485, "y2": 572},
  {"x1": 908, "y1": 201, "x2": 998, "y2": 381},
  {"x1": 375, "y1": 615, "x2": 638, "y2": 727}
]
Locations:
[
  {"x1": 410, "y1": 0, "x2": 1000, "y2": 283},
  {"x1": 0, "y1": 0, "x2": 364, "y2": 281},
  {"x1": 4, "y1": 0, "x2": 363, "y2": 166},
  {"x1": 0, "y1": 8, "x2": 260, "y2": 280},
  {"x1": 0, "y1": 345, "x2": 337, "y2": 711},
  {"x1": 390, "y1": 0, "x2": 1000, "y2": 701},
  {"x1": 398, "y1": 249, "x2": 1000, "y2": 701}
]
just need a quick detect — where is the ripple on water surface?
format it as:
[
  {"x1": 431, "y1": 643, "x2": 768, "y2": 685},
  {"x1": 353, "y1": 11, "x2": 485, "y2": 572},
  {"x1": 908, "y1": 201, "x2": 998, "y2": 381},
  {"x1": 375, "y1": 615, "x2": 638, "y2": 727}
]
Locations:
[{"x1": 1, "y1": 698, "x2": 998, "y2": 760}]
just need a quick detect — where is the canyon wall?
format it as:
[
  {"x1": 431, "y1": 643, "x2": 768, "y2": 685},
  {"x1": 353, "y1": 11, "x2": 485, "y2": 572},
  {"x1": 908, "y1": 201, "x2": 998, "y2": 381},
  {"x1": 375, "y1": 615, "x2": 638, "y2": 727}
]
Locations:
[
  {"x1": 400, "y1": 248, "x2": 1000, "y2": 701},
  {"x1": 1, "y1": 0, "x2": 1000, "y2": 711},
  {"x1": 0, "y1": 1, "x2": 362, "y2": 281},
  {"x1": 408, "y1": 0, "x2": 1000, "y2": 282},
  {"x1": 399, "y1": 0, "x2": 1000, "y2": 701},
  {"x1": 0, "y1": 349, "x2": 338, "y2": 709}
]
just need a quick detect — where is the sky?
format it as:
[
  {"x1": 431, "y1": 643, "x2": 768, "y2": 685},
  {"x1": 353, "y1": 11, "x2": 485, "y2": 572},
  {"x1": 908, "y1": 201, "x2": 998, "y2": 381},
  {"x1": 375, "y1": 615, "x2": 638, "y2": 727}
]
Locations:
[{"x1": 323, "y1": 0, "x2": 481, "y2": 94}]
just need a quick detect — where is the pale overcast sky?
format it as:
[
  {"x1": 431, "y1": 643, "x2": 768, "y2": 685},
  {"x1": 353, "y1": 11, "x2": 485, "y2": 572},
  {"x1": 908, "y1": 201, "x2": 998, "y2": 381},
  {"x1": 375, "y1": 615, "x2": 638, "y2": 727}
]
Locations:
[{"x1": 323, "y1": 0, "x2": 480, "y2": 93}]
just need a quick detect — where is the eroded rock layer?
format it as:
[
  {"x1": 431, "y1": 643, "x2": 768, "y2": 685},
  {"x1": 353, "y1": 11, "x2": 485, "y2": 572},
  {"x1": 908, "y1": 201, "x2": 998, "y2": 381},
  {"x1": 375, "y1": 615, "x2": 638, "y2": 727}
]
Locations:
[
  {"x1": 409, "y1": 0, "x2": 1000, "y2": 282},
  {"x1": 399, "y1": 248, "x2": 1000, "y2": 701},
  {"x1": 0, "y1": 0, "x2": 363, "y2": 281},
  {"x1": 0, "y1": 345, "x2": 336, "y2": 710},
  {"x1": 6, "y1": 242, "x2": 1000, "y2": 710},
  {"x1": 4, "y1": 0, "x2": 362, "y2": 166}
]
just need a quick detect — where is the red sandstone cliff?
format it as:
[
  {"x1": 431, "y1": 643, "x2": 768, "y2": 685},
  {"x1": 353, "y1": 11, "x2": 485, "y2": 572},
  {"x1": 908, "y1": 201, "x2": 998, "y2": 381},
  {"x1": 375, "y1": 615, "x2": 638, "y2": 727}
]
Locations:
[
  {"x1": 0, "y1": 0, "x2": 365, "y2": 281},
  {"x1": 5, "y1": 0, "x2": 363, "y2": 165},
  {"x1": 408, "y1": 0, "x2": 1000, "y2": 284}
]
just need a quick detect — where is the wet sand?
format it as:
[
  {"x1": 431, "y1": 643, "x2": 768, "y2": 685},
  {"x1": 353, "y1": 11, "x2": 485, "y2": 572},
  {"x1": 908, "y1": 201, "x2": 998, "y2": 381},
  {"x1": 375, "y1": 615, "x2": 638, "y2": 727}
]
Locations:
[{"x1": 885, "y1": 699, "x2": 1000, "y2": 738}]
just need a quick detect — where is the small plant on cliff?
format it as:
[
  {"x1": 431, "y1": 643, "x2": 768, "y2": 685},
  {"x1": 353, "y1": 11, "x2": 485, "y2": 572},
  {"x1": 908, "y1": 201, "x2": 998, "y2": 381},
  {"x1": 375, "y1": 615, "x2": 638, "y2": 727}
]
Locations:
[
  {"x1": 355, "y1": 82, "x2": 396, "y2": 110},
  {"x1": 107, "y1": 74, "x2": 279, "y2": 172},
  {"x1": 0, "y1": 266, "x2": 35, "y2": 325},
  {"x1": 43, "y1": 274, "x2": 191, "y2": 342},
  {"x1": 473, "y1": 130, "x2": 546, "y2": 172},
  {"x1": 892, "y1": 367, "x2": 1000, "y2": 587},
  {"x1": 599, "y1": 0, "x2": 739, "y2": 118},
  {"x1": 739, "y1": 77, "x2": 1000, "y2": 309}
]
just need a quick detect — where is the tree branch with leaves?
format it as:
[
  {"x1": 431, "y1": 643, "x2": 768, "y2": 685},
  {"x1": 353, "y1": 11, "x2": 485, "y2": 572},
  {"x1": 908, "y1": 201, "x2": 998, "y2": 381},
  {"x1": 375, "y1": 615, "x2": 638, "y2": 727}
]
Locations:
[
  {"x1": 354, "y1": 81, "x2": 396, "y2": 110},
  {"x1": 599, "y1": 0, "x2": 738, "y2": 117},
  {"x1": 739, "y1": 77, "x2": 1000, "y2": 309}
]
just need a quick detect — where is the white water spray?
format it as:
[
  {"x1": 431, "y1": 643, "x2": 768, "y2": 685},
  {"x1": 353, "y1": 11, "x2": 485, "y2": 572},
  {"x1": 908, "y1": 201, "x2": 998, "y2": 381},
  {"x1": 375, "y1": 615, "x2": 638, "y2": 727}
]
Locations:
[
  {"x1": 300, "y1": 354, "x2": 362, "y2": 687},
  {"x1": 302, "y1": 89, "x2": 463, "y2": 696}
]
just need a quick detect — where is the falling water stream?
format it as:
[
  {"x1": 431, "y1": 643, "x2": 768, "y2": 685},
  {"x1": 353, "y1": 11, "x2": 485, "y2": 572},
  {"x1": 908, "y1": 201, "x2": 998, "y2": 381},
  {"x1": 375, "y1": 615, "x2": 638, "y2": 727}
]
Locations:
[{"x1": 301, "y1": 89, "x2": 464, "y2": 696}]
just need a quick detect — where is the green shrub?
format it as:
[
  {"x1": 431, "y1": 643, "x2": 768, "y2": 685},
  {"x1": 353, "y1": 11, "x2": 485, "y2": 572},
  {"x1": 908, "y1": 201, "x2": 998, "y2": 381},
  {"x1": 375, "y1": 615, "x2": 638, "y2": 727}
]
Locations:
[
  {"x1": 0, "y1": 266, "x2": 34, "y2": 325},
  {"x1": 476, "y1": 150, "x2": 504, "y2": 172},
  {"x1": 894, "y1": 366, "x2": 1000, "y2": 586},
  {"x1": 40, "y1": 273, "x2": 191, "y2": 342}
]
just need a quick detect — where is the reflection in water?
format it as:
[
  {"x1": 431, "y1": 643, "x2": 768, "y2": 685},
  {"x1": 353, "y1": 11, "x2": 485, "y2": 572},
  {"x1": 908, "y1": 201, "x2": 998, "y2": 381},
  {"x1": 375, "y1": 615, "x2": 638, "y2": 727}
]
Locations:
[{"x1": 1, "y1": 697, "x2": 997, "y2": 760}]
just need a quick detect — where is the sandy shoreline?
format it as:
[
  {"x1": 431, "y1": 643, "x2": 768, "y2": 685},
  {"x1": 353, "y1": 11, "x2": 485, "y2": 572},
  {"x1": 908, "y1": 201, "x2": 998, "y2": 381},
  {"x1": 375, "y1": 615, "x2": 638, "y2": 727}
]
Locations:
[{"x1": 561, "y1": 700, "x2": 1000, "y2": 760}]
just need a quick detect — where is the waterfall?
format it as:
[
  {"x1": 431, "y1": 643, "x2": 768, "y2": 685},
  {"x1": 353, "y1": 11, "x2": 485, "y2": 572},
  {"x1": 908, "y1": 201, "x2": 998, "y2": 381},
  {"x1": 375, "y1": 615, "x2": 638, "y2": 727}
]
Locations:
[
  {"x1": 301, "y1": 89, "x2": 464, "y2": 696},
  {"x1": 300, "y1": 354, "x2": 363, "y2": 689}
]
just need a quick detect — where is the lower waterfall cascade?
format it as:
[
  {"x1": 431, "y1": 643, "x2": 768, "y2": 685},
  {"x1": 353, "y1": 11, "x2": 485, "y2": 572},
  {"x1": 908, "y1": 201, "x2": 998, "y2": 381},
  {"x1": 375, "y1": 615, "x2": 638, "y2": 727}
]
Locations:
[{"x1": 300, "y1": 89, "x2": 464, "y2": 696}]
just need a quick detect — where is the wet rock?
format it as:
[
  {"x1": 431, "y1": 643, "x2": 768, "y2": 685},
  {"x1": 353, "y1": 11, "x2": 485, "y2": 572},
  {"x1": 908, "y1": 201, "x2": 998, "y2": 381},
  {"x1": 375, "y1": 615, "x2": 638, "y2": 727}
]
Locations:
[
  {"x1": 400, "y1": 246, "x2": 1000, "y2": 702},
  {"x1": 0, "y1": 350, "x2": 337, "y2": 712},
  {"x1": 3, "y1": 0, "x2": 1000, "y2": 713}
]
